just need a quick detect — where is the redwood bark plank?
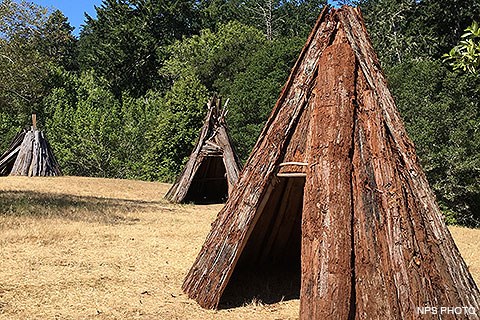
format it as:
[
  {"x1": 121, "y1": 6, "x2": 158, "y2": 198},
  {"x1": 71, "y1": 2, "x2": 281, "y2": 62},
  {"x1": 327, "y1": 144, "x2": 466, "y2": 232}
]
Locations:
[
  {"x1": 351, "y1": 71, "x2": 404, "y2": 319},
  {"x1": 239, "y1": 177, "x2": 288, "y2": 266},
  {"x1": 282, "y1": 99, "x2": 312, "y2": 165},
  {"x1": 30, "y1": 130, "x2": 40, "y2": 176},
  {"x1": 10, "y1": 131, "x2": 34, "y2": 176},
  {"x1": 259, "y1": 178, "x2": 296, "y2": 264},
  {"x1": 269, "y1": 178, "x2": 304, "y2": 262},
  {"x1": 300, "y1": 29, "x2": 356, "y2": 319},
  {"x1": 216, "y1": 126, "x2": 241, "y2": 194}
]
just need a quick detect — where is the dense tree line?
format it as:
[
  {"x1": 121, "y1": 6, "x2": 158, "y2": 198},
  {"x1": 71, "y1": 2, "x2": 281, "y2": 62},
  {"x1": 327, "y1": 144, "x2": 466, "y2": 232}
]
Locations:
[{"x1": 0, "y1": 0, "x2": 478, "y2": 226}]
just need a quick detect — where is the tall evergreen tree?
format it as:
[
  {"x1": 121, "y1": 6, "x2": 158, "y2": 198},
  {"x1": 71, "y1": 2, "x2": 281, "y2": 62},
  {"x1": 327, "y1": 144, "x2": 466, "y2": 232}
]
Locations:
[
  {"x1": 78, "y1": 0, "x2": 201, "y2": 97},
  {"x1": 35, "y1": 10, "x2": 77, "y2": 71}
]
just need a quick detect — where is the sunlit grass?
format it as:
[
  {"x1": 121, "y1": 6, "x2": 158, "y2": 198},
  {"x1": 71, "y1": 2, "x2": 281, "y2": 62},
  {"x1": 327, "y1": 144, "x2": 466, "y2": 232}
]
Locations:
[{"x1": 0, "y1": 176, "x2": 478, "y2": 319}]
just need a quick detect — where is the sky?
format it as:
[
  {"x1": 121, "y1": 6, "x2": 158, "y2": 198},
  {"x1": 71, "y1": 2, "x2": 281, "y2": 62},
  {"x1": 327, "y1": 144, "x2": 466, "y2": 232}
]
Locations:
[
  {"x1": 31, "y1": 0, "x2": 339, "y2": 37},
  {"x1": 33, "y1": 0, "x2": 103, "y2": 36}
]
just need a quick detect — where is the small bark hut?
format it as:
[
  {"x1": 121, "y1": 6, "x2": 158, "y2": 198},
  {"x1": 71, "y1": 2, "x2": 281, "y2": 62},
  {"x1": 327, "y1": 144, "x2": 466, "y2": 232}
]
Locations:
[
  {"x1": 0, "y1": 115, "x2": 62, "y2": 177},
  {"x1": 165, "y1": 95, "x2": 241, "y2": 204},
  {"x1": 182, "y1": 6, "x2": 480, "y2": 318}
]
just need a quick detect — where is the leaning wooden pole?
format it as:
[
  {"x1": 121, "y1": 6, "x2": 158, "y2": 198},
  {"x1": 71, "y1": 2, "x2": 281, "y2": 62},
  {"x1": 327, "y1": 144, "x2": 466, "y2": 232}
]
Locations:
[
  {"x1": 300, "y1": 27, "x2": 356, "y2": 319},
  {"x1": 32, "y1": 113, "x2": 37, "y2": 130}
]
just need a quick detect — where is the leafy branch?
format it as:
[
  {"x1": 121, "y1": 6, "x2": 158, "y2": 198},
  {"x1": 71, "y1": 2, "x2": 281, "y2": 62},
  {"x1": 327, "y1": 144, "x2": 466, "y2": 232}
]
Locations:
[{"x1": 443, "y1": 21, "x2": 480, "y2": 74}]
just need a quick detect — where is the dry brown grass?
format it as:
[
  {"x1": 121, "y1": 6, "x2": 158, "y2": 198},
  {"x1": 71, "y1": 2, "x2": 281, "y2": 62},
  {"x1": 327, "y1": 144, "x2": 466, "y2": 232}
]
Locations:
[{"x1": 0, "y1": 176, "x2": 478, "y2": 319}]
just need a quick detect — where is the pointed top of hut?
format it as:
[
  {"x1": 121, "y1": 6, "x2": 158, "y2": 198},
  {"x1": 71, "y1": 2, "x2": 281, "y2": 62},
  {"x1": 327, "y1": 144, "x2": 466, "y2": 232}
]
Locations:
[
  {"x1": 165, "y1": 95, "x2": 242, "y2": 203},
  {"x1": 181, "y1": 6, "x2": 480, "y2": 317},
  {"x1": 0, "y1": 115, "x2": 62, "y2": 177}
]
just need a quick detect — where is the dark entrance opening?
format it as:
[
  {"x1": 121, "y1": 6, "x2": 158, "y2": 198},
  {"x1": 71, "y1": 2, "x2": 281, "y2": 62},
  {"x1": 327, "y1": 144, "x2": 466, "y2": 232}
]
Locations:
[
  {"x1": 219, "y1": 177, "x2": 305, "y2": 308},
  {"x1": 0, "y1": 157, "x2": 16, "y2": 176},
  {"x1": 184, "y1": 156, "x2": 229, "y2": 204}
]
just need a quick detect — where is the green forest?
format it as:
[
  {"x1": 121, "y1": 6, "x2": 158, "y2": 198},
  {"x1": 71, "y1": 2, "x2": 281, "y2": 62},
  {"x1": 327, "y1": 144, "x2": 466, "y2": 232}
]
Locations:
[{"x1": 0, "y1": 0, "x2": 479, "y2": 226}]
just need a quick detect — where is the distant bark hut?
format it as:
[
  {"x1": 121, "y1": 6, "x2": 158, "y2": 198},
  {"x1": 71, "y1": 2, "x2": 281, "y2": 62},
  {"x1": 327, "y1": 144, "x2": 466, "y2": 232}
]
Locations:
[
  {"x1": 181, "y1": 6, "x2": 480, "y2": 319},
  {"x1": 0, "y1": 115, "x2": 62, "y2": 177},
  {"x1": 165, "y1": 95, "x2": 242, "y2": 204}
]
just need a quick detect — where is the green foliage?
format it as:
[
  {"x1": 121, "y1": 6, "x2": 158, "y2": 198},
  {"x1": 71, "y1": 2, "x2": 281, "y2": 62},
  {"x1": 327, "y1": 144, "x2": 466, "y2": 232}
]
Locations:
[
  {"x1": 275, "y1": 0, "x2": 327, "y2": 38},
  {"x1": 42, "y1": 69, "x2": 78, "y2": 173},
  {"x1": 225, "y1": 37, "x2": 304, "y2": 159},
  {"x1": 358, "y1": 0, "x2": 480, "y2": 68},
  {"x1": 387, "y1": 60, "x2": 480, "y2": 226},
  {"x1": 45, "y1": 71, "x2": 122, "y2": 177},
  {"x1": 199, "y1": 0, "x2": 326, "y2": 39},
  {"x1": 0, "y1": 0, "x2": 47, "y2": 39},
  {"x1": 142, "y1": 76, "x2": 209, "y2": 181},
  {"x1": 43, "y1": 70, "x2": 208, "y2": 182},
  {"x1": 35, "y1": 10, "x2": 77, "y2": 71},
  {"x1": 164, "y1": 22, "x2": 304, "y2": 160},
  {"x1": 0, "y1": 0, "x2": 50, "y2": 115},
  {"x1": 198, "y1": 0, "x2": 240, "y2": 28},
  {"x1": 78, "y1": 0, "x2": 200, "y2": 97},
  {"x1": 414, "y1": 0, "x2": 480, "y2": 59},
  {"x1": 355, "y1": 0, "x2": 417, "y2": 66},
  {"x1": 163, "y1": 21, "x2": 266, "y2": 91},
  {"x1": 443, "y1": 21, "x2": 480, "y2": 74},
  {"x1": 0, "y1": 0, "x2": 67, "y2": 153}
]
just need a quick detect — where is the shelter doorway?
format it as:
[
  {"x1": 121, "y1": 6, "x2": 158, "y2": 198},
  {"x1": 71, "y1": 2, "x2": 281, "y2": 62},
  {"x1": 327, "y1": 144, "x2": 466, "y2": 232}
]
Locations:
[
  {"x1": 184, "y1": 156, "x2": 229, "y2": 204},
  {"x1": 220, "y1": 177, "x2": 305, "y2": 307},
  {"x1": 1, "y1": 159, "x2": 15, "y2": 176}
]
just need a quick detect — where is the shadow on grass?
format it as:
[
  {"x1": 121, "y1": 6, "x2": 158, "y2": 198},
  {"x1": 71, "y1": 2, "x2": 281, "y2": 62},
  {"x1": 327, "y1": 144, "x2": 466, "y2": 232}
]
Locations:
[
  {"x1": 219, "y1": 265, "x2": 301, "y2": 309},
  {"x1": 0, "y1": 190, "x2": 169, "y2": 225}
]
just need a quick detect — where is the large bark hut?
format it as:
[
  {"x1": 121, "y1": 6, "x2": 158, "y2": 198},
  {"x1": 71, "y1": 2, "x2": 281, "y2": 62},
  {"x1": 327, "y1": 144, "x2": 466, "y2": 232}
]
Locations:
[
  {"x1": 165, "y1": 95, "x2": 242, "y2": 204},
  {"x1": 0, "y1": 117, "x2": 62, "y2": 177},
  {"x1": 182, "y1": 6, "x2": 480, "y2": 319}
]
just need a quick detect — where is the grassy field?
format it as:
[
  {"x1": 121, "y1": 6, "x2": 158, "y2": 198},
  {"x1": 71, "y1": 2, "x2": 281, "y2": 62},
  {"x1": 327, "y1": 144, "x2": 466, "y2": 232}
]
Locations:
[{"x1": 0, "y1": 176, "x2": 478, "y2": 319}]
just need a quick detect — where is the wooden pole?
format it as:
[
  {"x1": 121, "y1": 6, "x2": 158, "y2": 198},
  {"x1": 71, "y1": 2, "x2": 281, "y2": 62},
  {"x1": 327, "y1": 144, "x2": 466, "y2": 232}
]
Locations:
[{"x1": 32, "y1": 114, "x2": 37, "y2": 130}]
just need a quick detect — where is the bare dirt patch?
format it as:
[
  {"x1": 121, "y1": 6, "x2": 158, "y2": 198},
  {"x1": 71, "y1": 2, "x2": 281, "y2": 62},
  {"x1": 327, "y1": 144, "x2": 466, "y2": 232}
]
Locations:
[{"x1": 0, "y1": 176, "x2": 478, "y2": 319}]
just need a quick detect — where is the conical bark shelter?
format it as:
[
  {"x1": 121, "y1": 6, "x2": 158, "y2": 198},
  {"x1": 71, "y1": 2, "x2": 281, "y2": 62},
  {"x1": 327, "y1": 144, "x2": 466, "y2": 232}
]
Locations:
[
  {"x1": 182, "y1": 6, "x2": 480, "y2": 319},
  {"x1": 0, "y1": 116, "x2": 62, "y2": 177},
  {"x1": 165, "y1": 95, "x2": 241, "y2": 204}
]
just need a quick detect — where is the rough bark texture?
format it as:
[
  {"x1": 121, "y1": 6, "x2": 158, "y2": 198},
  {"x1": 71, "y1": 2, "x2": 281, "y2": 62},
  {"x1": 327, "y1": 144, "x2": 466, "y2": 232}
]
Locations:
[
  {"x1": 0, "y1": 127, "x2": 62, "y2": 177},
  {"x1": 165, "y1": 95, "x2": 242, "y2": 203},
  {"x1": 300, "y1": 28, "x2": 356, "y2": 319},
  {"x1": 182, "y1": 6, "x2": 480, "y2": 319},
  {"x1": 339, "y1": 8, "x2": 480, "y2": 319}
]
